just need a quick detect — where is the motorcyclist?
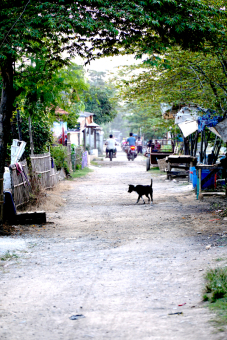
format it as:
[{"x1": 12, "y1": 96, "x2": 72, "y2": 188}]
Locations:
[
  {"x1": 126, "y1": 132, "x2": 136, "y2": 156},
  {"x1": 121, "y1": 138, "x2": 127, "y2": 151},
  {"x1": 105, "y1": 134, "x2": 117, "y2": 158}
]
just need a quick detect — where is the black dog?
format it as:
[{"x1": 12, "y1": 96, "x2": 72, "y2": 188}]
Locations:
[{"x1": 128, "y1": 179, "x2": 153, "y2": 204}]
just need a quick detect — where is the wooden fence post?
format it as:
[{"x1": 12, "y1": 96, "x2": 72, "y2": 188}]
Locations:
[{"x1": 0, "y1": 173, "x2": 4, "y2": 224}]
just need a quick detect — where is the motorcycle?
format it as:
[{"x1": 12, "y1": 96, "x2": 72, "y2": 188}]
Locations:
[
  {"x1": 127, "y1": 145, "x2": 137, "y2": 161},
  {"x1": 107, "y1": 149, "x2": 116, "y2": 161}
]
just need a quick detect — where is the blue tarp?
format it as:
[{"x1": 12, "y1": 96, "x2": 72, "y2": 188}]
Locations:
[{"x1": 197, "y1": 109, "x2": 223, "y2": 132}]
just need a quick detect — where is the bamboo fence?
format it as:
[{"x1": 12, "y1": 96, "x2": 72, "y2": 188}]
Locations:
[
  {"x1": 49, "y1": 164, "x2": 59, "y2": 187},
  {"x1": 6, "y1": 145, "x2": 83, "y2": 210},
  {"x1": 31, "y1": 152, "x2": 60, "y2": 189},
  {"x1": 10, "y1": 160, "x2": 30, "y2": 208},
  {"x1": 30, "y1": 152, "x2": 51, "y2": 189}
]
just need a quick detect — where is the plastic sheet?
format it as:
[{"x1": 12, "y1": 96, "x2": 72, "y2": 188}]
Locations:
[{"x1": 197, "y1": 110, "x2": 223, "y2": 132}]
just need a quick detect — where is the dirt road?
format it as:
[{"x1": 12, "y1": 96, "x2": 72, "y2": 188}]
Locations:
[{"x1": 0, "y1": 151, "x2": 227, "y2": 339}]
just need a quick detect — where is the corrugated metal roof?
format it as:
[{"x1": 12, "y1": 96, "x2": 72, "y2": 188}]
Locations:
[{"x1": 79, "y1": 111, "x2": 95, "y2": 117}]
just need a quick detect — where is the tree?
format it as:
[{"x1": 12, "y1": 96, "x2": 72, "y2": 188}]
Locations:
[
  {"x1": 85, "y1": 85, "x2": 118, "y2": 125},
  {"x1": 84, "y1": 71, "x2": 118, "y2": 125},
  {"x1": 19, "y1": 112, "x2": 53, "y2": 160},
  {"x1": 55, "y1": 64, "x2": 89, "y2": 128},
  {"x1": 121, "y1": 100, "x2": 173, "y2": 140},
  {"x1": 116, "y1": 46, "x2": 227, "y2": 116},
  {"x1": 0, "y1": 0, "x2": 226, "y2": 224},
  {"x1": 13, "y1": 60, "x2": 89, "y2": 155},
  {"x1": 15, "y1": 59, "x2": 89, "y2": 124}
]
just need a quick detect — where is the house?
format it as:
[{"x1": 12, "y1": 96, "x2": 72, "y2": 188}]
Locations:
[
  {"x1": 51, "y1": 107, "x2": 104, "y2": 155},
  {"x1": 67, "y1": 111, "x2": 104, "y2": 156},
  {"x1": 67, "y1": 111, "x2": 94, "y2": 147}
]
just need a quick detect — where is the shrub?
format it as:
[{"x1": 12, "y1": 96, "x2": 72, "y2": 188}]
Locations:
[
  {"x1": 203, "y1": 267, "x2": 227, "y2": 328},
  {"x1": 205, "y1": 268, "x2": 227, "y2": 302},
  {"x1": 51, "y1": 145, "x2": 69, "y2": 174}
]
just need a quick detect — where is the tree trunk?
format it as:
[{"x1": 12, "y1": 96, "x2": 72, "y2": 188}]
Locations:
[{"x1": 0, "y1": 55, "x2": 15, "y2": 225}]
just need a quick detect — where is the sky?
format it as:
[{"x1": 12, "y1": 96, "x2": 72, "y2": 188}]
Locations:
[{"x1": 72, "y1": 54, "x2": 141, "y2": 78}]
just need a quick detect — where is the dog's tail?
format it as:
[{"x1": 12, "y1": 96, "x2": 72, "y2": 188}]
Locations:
[{"x1": 150, "y1": 178, "x2": 153, "y2": 187}]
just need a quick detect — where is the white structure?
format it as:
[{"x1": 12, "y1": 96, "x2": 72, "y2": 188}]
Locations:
[
  {"x1": 51, "y1": 108, "x2": 104, "y2": 156},
  {"x1": 4, "y1": 139, "x2": 26, "y2": 191},
  {"x1": 175, "y1": 106, "x2": 199, "y2": 138},
  {"x1": 11, "y1": 139, "x2": 26, "y2": 164}
]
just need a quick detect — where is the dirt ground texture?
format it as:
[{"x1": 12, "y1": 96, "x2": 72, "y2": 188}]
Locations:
[{"x1": 1, "y1": 151, "x2": 227, "y2": 340}]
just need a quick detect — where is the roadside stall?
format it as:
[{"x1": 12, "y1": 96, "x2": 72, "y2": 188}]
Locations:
[
  {"x1": 174, "y1": 107, "x2": 226, "y2": 198},
  {"x1": 166, "y1": 155, "x2": 197, "y2": 180},
  {"x1": 195, "y1": 117, "x2": 227, "y2": 199},
  {"x1": 145, "y1": 139, "x2": 174, "y2": 171}
]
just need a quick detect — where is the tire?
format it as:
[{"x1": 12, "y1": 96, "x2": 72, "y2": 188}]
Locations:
[
  {"x1": 132, "y1": 154, "x2": 135, "y2": 161},
  {"x1": 109, "y1": 150, "x2": 113, "y2": 161},
  {"x1": 146, "y1": 157, "x2": 150, "y2": 171}
]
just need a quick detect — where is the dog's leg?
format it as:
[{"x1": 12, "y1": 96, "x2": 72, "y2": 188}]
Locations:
[
  {"x1": 136, "y1": 195, "x2": 145, "y2": 204},
  {"x1": 146, "y1": 194, "x2": 150, "y2": 202},
  {"x1": 150, "y1": 192, "x2": 153, "y2": 205},
  {"x1": 141, "y1": 195, "x2": 145, "y2": 204}
]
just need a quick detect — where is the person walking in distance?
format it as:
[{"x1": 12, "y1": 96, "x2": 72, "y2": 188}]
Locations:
[{"x1": 136, "y1": 136, "x2": 143, "y2": 154}]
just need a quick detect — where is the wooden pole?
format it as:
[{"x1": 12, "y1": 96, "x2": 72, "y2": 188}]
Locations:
[
  {"x1": 0, "y1": 174, "x2": 3, "y2": 224},
  {"x1": 94, "y1": 129, "x2": 97, "y2": 149},
  {"x1": 83, "y1": 128, "x2": 86, "y2": 151},
  {"x1": 199, "y1": 168, "x2": 202, "y2": 198},
  {"x1": 28, "y1": 116, "x2": 34, "y2": 155},
  {"x1": 225, "y1": 143, "x2": 227, "y2": 197},
  {"x1": 16, "y1": 104, "x2": 22, "y2": 141},
  {"x1": 193, "y1": 131, "x2": 198, "y2": 157},
  {"x1": 200, "y1": 131, "x2": 204, "y2": 163}
]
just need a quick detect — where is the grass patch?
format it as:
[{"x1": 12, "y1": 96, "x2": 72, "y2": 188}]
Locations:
[
  {"x1": 1, "y1": 251, "x2": 19, "y2": 261},
  {"x1": 91, "y1": 160, "x2": 99, "y2": 166},
  {"x1": 148, "y1": 167, "x2": 166, "y2": 175},
  {"x1": 216, "y1": 258, "x2": 226, "y2": 262},
  {"x1": 149, "y1": 167, "x2": 160, "y2": 171},
  {"x1": 148, "y1": 166, "x2": 161, "y2": 174},
  {"x1": 203, "y1": 267, "x2": 227, "y2": 329},
  {"x1": 71, "y1": 167, "x2": 93, "y2": 178}
]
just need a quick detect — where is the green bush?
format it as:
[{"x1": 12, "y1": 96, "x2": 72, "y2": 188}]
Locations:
[
  {"x1": 51, "y1": 145, "x2": 69, "y2": 174},
  {"x1": 205, "y1": 268, "x2": 227, "y2": 302},
  {"x1": 204, "y1": 267, "x2": 227, "y2": 328}
]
